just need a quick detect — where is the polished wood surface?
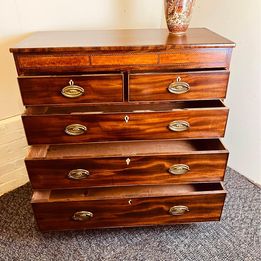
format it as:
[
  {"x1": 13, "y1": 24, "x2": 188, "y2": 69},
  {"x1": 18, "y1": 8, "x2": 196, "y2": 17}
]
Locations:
[
  {"x1": 32, "y1": 183, "x2": 226, "y2": 231},
  {"x1": 18, "y1": 74, "x2": 124, "y2": 105},
  {"x1": 129, "y1": 70, "x2": 229, "y2": 101},
  {"x1": 22, "y1": 101, "x2": 228, "y2": 144},
  {"x1": 10, "y1": 28, "x2": 235, "y2": 53},
  {"x1": 26, "y1": 155, "x2": 228, "y2": 189},
  {"x1": 11, "y1": 29, "x2": 235, "y2": 75},
  {"x1": 26, "y1": 139, "x2": 228, "y2": 189},
  {"x1": 10, "y1": 28, "x2": 234, "y2": 231},
  {"x1": 91, "y1": 54, "x2": 159, "y2": 66},
  {"x1": 14, "y1": 48, "x2": 232, "y2": 75}
]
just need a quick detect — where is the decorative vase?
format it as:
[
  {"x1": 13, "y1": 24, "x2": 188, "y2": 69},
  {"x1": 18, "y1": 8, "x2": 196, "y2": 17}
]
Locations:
[{"x1": 164, "y1": 0, "x2": 195, "y2": 35}]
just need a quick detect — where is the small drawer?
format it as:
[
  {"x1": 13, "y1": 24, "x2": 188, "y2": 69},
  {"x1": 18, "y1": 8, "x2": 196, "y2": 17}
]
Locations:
[
  {"x1": 129, "y1": 70, "x2": 230, "y2": 101},
  {"x1": 22, "y1": 100, "x2": 229, "y2": 145},
  {"x1": 32, "y1": 182, "x2": 226, "y2": 231},
  {"x1": 26, "y1": 139, "x2": 228, "y2": 189},
  {"x1": 18, "y1": 74, "x2": 124, "y2": 105}
]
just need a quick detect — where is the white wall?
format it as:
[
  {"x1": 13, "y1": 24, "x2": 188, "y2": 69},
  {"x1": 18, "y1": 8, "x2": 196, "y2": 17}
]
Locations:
[
  {"x1": 0, "y1": 0, "x2": 165, "y2": 195},
  {"x1": 188, "y1": 1, "x2": 261, "y2": 184},
  {"x1": 0, "y1": 0, "x2": 164, "y2": 120},
  {"x1": 0, "y1": 0, "x2": 260, "y2": 194}
]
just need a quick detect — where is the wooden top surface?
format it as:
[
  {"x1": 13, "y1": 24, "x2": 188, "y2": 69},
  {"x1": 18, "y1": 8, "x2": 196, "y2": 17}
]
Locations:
[{"x1": 10, "y1": 28, "x2": 235, "y2": 53}]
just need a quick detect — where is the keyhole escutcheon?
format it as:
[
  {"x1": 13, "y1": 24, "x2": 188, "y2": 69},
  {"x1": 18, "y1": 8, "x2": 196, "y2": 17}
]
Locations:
[
  {"x1": 124, "y1": 115, "x2": 130, "y2": 123},
  {"x1": 126, "y1": 158, "x2": 131, "y2": 165}
]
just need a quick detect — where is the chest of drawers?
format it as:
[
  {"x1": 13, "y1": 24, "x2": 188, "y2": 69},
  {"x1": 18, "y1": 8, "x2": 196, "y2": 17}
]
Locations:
[{"x1": 10, "y1": 28, "x2": 235, "y2": 231}]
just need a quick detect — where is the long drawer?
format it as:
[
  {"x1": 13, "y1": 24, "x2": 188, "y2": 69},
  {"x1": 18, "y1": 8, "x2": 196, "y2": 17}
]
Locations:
[
  {"x1": 14, "y1": 48, "x2": 232, "y2": 75},
  {"x1": 32, "y1": 183, "x2": 226, "y2": 231},
  {"x1": 22, "y1": 100, "x2": 229, "y2": 144},
  {"x1": 26, "y1": 139, "x2": 228, "y2": 189},
  {"x1": 129, "y1": 70, "x2": 230, "y2": 101},
  {"x1": 18, "y1": 74, "x2": 124, "y2": 105}
]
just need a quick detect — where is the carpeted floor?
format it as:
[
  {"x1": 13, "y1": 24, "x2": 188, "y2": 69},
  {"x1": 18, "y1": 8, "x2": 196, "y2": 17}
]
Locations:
[{"x1": 0, "y1": 168, "x2": 260, "y2": 261}]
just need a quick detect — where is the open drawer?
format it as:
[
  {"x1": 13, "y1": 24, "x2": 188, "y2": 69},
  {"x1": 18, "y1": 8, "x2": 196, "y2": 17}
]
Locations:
[
  {"x1": 32, "y1": 182, "x2": 227, "y2": 231},
  {"x1": 22, "y1": 100, "x2": 229, "y2": 144},
  {"x1": 26, "y1": 139, "x2": 228, "y2": 189}
]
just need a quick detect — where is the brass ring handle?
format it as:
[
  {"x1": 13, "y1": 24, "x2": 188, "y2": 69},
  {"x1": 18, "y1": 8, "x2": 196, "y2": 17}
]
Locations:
[
  {"x1": 72, "y1": 211, "x2": 93, "y2": 221},
  {"x1": 169, "y1": 164, "x2": 190, "y2": 175},
  {"x1": 68, "y1": 169, "x2": 90, "y2": 180},
  {"x1": 169, "y1": 120, "x2": 190, "y2": 132},
  {"x1": 168, "y1": 81, "x2": 190, "y2": 94},
  {"x1": 65, "y1": 124, "x2": 87, "y2": 136},
  {"x1": 169, "y1": 206, "x2": 189, "y2": 216},
  {"x1": 61, "y1": 80, "x2": 85, "y2": 98}
]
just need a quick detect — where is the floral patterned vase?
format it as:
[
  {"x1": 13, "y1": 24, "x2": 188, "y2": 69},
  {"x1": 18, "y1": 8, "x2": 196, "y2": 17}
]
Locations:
[{"x1": 164, "y1": 0, "x2": 195, "y2": 35}]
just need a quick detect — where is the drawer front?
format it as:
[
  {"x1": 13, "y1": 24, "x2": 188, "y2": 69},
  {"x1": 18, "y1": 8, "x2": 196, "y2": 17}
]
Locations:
[
  {"x1": 32, "y1": 193, "x2": 226, "y2": 231},
  {"x1": 26, "y1": 154, "x2": 228, "y2": 189},
  {"x1": 23, "y1": 109, "x2": 229, "y2": 144},
  {"x1": 15, "y1": 48, "x2": 231, "y2": 75},
  {"x1": 18, "y1": 74, "x2": 123, "y2": 105},
  {"x1": 129, "y1": 71, "x2": 229, "y2": 101}
]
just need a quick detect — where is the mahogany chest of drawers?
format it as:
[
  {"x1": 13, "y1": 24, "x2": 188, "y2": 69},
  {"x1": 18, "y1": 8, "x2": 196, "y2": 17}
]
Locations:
[{"x1": 10, "y1": 28, "x2": 235, "y2": 231}]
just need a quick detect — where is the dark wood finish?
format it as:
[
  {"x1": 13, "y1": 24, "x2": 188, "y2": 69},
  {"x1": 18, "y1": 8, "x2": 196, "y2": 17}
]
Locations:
[
  {"x1": 14, "y1": 48, "x2": 232, "y2": 75},
  {"x1": 18, "y1": 74, "x2": 124, "y2": 105},
  {"x1": 24, "y1": 100, "x2": 227, "y2": 115},
  {"x1": 129, "y1": 70, "x2": 229, "y2": 101},
  {"x1": 27, "y1": 139, "x2": 227, "y2": 158},
  {"x1": 22, "y1": 101, "x2": 229, "y2": 144},
  {"x1": 10, "y1": 28, "x2": 235, "y2": 53},
  {"x1": 10, "y1": 29, "x2": 235, "y2": 75},
  {"x1": 32, "y1": 183, "x2": 226, "y2": 231},
  {"x1": 26, "y1": 139, "x2": 228, "y2": 189},
  {"x1": 10, "y1": 28, "x2": 235, "y2": 231}
]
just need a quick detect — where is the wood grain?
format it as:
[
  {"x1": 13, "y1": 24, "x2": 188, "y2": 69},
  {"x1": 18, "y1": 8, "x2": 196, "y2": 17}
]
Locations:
[
  {"x1": 9, "y1": 28, "x2": 235, "y2": 230},
  {"x1": 10, "y1": 28, "x2": 235, "y2": 54},
  {"x1": 14, "y1": 48, "x2": 232, "y2": 75},
  {"x1": 28, "y1": 139, "x2": 227, "y2": 159},
  {"x1": 91, "y1": 54, "x2": 158, "y2": 66},
  {"x1": 11, "y1": 29, "x2": 235, "y2": 75},
  {"x1": 26, "y1": 154, "x2": 228, "y2": 189},
  {"x1": 17, "y1": 54, "x2": 90, "y2": 68},
  {"x1": 32, "y1": 183, "x2": 226, "y2": 231},
  {"x1": 26, "y1": 139, "x2": 228, "y2": 189},
  {"x1": 129, "y1": 70, "x2": 229, "y2": 101},
  {"x1": 22, "y1": 103, "x2": 229, "y2": 144},
  {"x1": 18, "y1": 74, "x2": 123, "y2": 105},
  {"x1": 159, "y1": 48, "x2": 229, "y2": 68}
]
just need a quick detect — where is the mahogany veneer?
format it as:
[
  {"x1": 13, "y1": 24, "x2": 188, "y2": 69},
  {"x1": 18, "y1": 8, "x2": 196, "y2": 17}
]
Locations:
[
  {"x1": 26, "y1": 139, "x2": 228, "y2": 189},
  {"x1": 18, "y1": 74, "x2": 124, "y2": 105},
  {"x1": 32, "y1": 183, "x2": 226, "y2": 231},
  {"x1": 129, "y1": 70, "x2": 230, "y2": 101},
  {"x1": 22, "y1": 101, "x2": 229, "y2": 144},
  {"x1": 10, "y1": 28, "x2": 235, "y2": 231}
]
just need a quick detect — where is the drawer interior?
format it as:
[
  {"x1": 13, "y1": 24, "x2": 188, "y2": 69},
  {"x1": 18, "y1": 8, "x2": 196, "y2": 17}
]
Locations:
[
  {"x1": 25, "y1": 100, "x2": 226, "y2": 115},
  {"x1": 32, "y1": 182, "x2": 225, "y2": 203},
  {"x1": 27, "y1": 139, "x2": 227, "y2": 159}
]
